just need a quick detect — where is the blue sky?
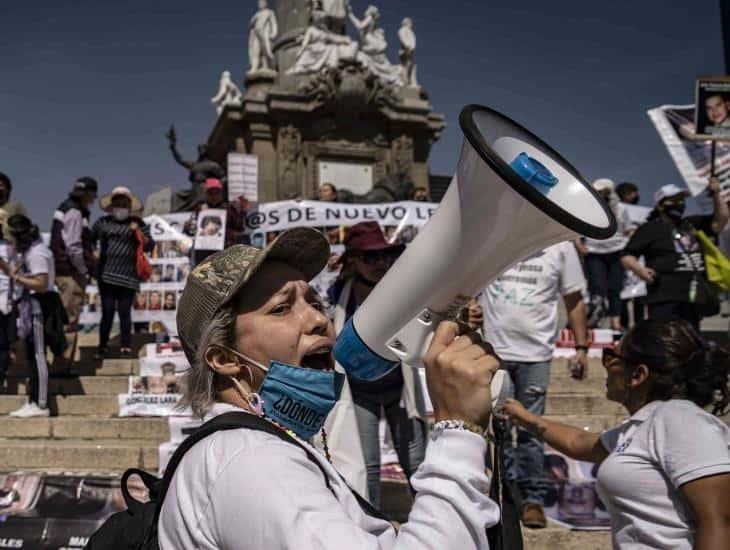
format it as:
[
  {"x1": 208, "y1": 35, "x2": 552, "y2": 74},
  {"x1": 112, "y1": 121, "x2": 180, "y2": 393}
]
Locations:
[{"x1": 0, "y1": 0, "x2": 724, "y2": 228}]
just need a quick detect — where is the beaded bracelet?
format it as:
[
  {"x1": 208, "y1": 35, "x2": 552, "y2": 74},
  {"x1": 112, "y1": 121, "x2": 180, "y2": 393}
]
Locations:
[{"x1": 432, "y1": 419, "x2": 488, "y2": 439}]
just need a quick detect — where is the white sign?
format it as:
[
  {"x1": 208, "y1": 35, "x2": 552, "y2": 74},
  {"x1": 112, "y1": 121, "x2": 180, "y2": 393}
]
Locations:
[
  {"x1": 194, "y1": 208, "x2": 227, "y2": 250},
  {"x1": 648, "y1": 104, "x2": 730, "y2": 198},
  {"x1": 228, "y1": 153, "x2": 259, "y2": 202},
  {"x1": 318, "y1": 161, "x2": 373, "y2": 195}
]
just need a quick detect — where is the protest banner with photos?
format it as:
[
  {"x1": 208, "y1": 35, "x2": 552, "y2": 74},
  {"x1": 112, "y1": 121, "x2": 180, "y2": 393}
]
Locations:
[
  {"x1": 648, "y1": 104, "x2": 730, "y2": 198},
  {"x1": 195, "y1": 208, "x2": 227, "y2": 250},
  {"x1": 118, "y1": 341, "x2": 189, "y2": 416},
  {"x1": 695, "y1": 77, "x2": 730, "y2": 140}
]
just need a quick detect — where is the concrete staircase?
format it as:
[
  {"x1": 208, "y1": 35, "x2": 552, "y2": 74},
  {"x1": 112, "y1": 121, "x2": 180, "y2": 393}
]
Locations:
[{"x1": 0, "y1": 331, "x2": 620, "y2": 548}]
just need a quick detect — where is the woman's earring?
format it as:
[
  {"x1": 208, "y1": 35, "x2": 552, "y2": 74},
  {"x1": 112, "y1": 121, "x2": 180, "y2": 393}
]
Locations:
[{"x1": 248, "y1": 393, "x2": 264, "y2": 416}]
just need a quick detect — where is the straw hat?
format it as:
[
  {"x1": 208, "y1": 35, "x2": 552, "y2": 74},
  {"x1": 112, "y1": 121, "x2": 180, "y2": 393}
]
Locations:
[{"x1": 99, "y1": 186, "x2": 143, "y2": 213}]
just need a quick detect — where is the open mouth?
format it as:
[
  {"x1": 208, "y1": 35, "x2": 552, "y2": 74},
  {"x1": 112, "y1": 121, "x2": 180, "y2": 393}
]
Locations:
[{"x1": 301, "y1": 347, "x2": 334, "y2": 371}]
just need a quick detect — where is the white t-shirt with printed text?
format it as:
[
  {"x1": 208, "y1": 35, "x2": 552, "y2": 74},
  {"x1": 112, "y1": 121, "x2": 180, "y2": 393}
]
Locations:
[
  {"x1": 481, "y1": 241, "x2": 586, "y2": 362},
  {"x1": 597, "y1": 400, "x2": 730, "y2": 549},
  {"x1": 22, "y1": 241, "x2": 55, "y2": 293}
]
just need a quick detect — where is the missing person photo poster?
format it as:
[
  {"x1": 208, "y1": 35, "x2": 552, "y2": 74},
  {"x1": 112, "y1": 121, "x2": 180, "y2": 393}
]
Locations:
[
  {"x1": 195, "y1": 208, "x2": 227, "y2": 250},
  {"x1": 695, "y1": 77, "x2": 730, "y2": 140},
  {"x1": 648, "y1": 104, "x2": 730, "y2": 198},
  {"x1": 543, "y1": 446, "x2": 610, "y2": 530}
]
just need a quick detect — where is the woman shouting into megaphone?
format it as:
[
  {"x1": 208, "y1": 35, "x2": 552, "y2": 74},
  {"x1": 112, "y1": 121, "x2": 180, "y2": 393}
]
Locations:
[{"x1": 158, "y1": 227, "x2": 501, "y2": 549}]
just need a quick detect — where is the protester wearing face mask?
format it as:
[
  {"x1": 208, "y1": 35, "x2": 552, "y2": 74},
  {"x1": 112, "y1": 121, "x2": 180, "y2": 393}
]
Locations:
[
  {"x1": 91, "y1": 187, "x2": 154, "y2": 358},
  {"x1": 622, "y1": 179, "x2": 729, "y2": 330},
  {"x1": 50, "y1": 177, "x2": 98, "y2": 368},
  {"x1": 158, "y1": 227, "x2": 501, "y2": 549}
]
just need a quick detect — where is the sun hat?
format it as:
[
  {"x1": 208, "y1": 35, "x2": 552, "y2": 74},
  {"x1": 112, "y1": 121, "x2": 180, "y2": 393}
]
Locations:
[
  {"x1": 176, "y1": 227, "x2": 330, "y2": 364},
  {"x1": 344, "y1": 221, "x2": 405, "y2": 253},
  {"x1": 592, "y1": 178, "x2": 615, "y2": 193},
  {"x1": 653, "y1": 184, "x2": 688, "y2": 205},
  {"x1": 99, "y1": 186, "x2": 143, "y2": 213}
]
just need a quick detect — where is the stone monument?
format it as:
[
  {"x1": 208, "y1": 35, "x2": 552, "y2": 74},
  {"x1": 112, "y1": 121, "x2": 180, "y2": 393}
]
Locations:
[
  {"x1": 248, "y1": 0, "x2": 279, "y2": 74},
  {"x1": 211, "y1": 70, "x2": 243, "y2": 114},
  {"x1": 165, "y1": 126, "x2": 226, "y2": 211},
  {"x1": 199, "y1": 0, "x2": 444, "y2": 203}
]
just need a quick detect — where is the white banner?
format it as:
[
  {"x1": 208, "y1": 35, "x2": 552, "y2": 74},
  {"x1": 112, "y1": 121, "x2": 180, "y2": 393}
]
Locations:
[
  {"x1": 227, "y1": 153, "x2": 259, "y2": 202},
  {"x1": 647, "y1": 104, "x2": 730, "y2": 198},
  {"x1": 242, "y1": 200, "x2": 438, "y2": 235}
]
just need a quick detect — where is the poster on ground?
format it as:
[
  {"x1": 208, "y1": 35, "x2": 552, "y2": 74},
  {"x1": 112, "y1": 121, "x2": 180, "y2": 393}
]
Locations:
[
  {"x1": 0, "y1": 473, "x2": 147, "y2": 548},
  {"x1": 648, "y1": 104, "x2": 730, "y2": 198},
  {"x1": 118, "y1": 343, "x2": 189, "y2": 416},
  {"x1": 543, "y1": 446, "x2": 610, "y2": 530}
]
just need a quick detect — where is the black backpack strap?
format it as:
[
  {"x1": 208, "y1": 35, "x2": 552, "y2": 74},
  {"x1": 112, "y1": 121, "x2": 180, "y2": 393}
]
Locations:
[{"x1": 153, "y1": 412, "x2": 334, "y2": 524}]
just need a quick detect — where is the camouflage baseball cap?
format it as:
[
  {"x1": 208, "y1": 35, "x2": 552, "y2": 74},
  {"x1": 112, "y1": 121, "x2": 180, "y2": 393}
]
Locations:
[{"x1": 177, "y1": 227, "x2": 330, "y2": 364}]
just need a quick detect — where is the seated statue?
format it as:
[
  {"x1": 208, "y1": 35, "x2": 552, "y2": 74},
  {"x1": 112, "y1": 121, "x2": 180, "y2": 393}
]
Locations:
[
  {"x1": 348, "y1": 5, "x2": 403, "y2": 86},
  {"x1": 288, "y1": 8, "x2": 359, "y2": 76}
]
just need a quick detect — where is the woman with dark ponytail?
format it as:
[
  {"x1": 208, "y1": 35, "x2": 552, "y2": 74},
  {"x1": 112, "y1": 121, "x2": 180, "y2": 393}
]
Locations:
[{"x1": 505, "y1": 318, "x2": 730, "y2": 549}]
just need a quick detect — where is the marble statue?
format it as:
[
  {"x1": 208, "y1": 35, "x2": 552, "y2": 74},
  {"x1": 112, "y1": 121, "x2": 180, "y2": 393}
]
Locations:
[
  {"x1": 211, "y1": 70, "x2": 243, "y2": 114},
  {"x1": 320, "y1": 0, "x2": 347, "y2": 33},
  {"x1": 398, "y1": 18, "x2": 419, "y2": 87},
  {"x1": 347, "y1": 4, "x2": 402, "y2": 85},
  {"x1": 248, "y1": 0, "x2": 278, "y2": 73},
  {"x1": 165, "y1": 126, "x2": 226, "y2": 211},
  {"x1": 288, "y1": 6, "x2": 359, "y2": 75}
]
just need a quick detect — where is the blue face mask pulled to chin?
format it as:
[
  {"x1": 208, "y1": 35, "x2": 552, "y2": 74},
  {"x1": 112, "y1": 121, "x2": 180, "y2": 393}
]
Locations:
[{"x1": 225, "y1": 348, "x2": 344, "y2": 440}]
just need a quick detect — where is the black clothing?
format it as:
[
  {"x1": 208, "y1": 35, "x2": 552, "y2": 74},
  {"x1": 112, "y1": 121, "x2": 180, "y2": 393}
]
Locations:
[
  {"x1": 50, "y1": 196, "x2": 96, "y2": 277},
  {"x1": 622, "y1": 215, "x2": 714, "y2": 305},
  {"x1": 99, "y1": 283, "x2": 135, "y2": 350},
  {"x1": 92, "y1": 216, "x2": 154, "y2": 291}
]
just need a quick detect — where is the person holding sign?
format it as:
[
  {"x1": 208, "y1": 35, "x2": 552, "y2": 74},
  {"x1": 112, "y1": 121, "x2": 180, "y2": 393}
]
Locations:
[
  {"x1": 621, "y1": 181, "x2": 728, "y2": 330},
  {"x1": 183, "y1": 178, "x2": 242, "y2": 265},
  {"x1": 159, "y1": 228, "x2": 501, "y2": 549}
]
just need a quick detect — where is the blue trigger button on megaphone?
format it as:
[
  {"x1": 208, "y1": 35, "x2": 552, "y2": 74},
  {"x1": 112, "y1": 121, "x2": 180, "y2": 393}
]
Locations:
[{"x1": 510, "y1": 152, "x2": 559, "y2": 188}]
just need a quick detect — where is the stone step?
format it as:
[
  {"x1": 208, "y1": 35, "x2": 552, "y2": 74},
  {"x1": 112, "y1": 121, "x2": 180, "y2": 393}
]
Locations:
[
  {"x1": 546, "y1": 394, "x2": 625, "y2": 416},
  {"x1": 523, "y1": 526, "x2": 610, "y2": 550},
  {"x1": 0, "y1": 417, "x2": 170, "y2": 440},
  {"x1": 0, "y1": 394, "x2": 119, "y2": 416},
  {"x1": 7, "y1": 357, "x2": 139, "y2": 377},
  {"x1": 7, "y1": 375, "x2": 129, "y2": 395},
  {"x1": 0, "y1": 438, "x2": 159, "y2": 470}
]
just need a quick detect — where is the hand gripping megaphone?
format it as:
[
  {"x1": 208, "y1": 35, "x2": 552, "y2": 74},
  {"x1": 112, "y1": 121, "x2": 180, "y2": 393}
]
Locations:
[{"x1": 334, "y1": 104, "x2": 617, "y2": 411}]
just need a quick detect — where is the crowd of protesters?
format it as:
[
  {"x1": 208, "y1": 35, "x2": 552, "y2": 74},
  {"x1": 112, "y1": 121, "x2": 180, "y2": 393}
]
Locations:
[{"x1": 1, "y1": 168, "x2": 729, "y2": 548}]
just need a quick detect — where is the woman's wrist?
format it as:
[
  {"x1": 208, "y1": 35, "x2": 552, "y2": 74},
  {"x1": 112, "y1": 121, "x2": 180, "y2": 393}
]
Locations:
[{"x1": 432, "y1": 419, "x2": 488, "y2": 438}]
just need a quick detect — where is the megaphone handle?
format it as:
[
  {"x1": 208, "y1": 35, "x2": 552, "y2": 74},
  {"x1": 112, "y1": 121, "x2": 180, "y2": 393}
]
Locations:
[{"x1": 388, "y1": 310, "x2": 512, "y2": 412}]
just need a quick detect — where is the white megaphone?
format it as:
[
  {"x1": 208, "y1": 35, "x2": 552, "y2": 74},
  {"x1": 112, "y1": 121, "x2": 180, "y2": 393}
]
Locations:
[{"x1": 334, "y1": 104, "x2": 617, "y2": 412}]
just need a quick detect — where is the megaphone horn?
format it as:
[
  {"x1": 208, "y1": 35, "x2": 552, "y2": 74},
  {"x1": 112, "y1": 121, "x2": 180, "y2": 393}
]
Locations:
[{"x1": 334, "y1": 104, "x2": 617, "y2": 410}]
